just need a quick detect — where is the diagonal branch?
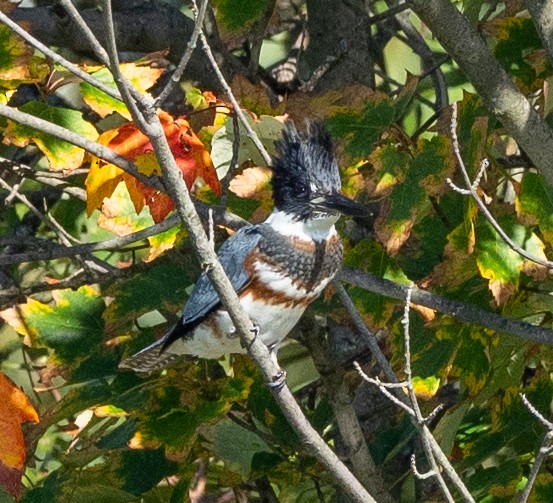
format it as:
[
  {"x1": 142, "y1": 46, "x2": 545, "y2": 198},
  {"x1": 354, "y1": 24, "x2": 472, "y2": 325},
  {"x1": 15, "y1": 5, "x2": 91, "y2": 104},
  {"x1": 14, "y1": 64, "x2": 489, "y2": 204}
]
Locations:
[
  {"x1": 0, "y1": 103, "x2": 163, "y2": 192},
  {"x1": 0, "y1": 11, "x2": 122, "y2": 101},
  {"x1": 408, "y1": 0, "x2": 553, "y2": 187},
  {"x1": 339, "y1": 267, "x2": 553, "y2": 345}
]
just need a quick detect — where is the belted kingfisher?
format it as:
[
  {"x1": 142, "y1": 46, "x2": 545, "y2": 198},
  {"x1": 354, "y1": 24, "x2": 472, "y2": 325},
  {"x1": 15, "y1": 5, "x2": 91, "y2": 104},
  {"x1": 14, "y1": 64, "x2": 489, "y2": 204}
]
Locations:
[{"x1": 119, "y1": 121, "x2": 365, "y2": 374}]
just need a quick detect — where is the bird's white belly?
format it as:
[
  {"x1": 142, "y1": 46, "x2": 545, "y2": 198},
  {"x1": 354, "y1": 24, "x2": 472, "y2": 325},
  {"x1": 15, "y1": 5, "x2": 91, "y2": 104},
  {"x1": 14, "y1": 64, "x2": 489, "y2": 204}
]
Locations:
[{"x1": 166, "y1": 293, "x2": 306, "y2": 359}]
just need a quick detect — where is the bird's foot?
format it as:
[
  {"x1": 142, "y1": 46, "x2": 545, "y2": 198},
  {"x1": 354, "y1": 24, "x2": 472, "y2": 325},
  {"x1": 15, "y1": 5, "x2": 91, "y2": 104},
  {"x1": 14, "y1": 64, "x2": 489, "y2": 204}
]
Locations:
[
  {"x1": 267, "y1": 369, "x2": 287, "y2": 390},
  {"x1": 250, "y1": 323, "x2": 260, "y2": 337}
]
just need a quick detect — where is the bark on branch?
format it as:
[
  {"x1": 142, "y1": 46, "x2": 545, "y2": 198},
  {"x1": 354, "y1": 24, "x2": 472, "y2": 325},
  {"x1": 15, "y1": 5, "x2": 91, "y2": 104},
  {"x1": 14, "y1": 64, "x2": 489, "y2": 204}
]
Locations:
[{"x1": 408, "y1": 0, "x2": 553, "y2": 187}]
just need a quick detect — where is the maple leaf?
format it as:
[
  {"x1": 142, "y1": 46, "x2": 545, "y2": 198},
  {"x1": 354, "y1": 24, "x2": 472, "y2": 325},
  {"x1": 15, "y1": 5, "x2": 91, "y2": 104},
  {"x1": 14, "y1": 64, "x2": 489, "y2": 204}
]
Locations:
[
  {"x1": 0, "y1": 372, "x2": 39, "y2": 499},
  {"x1": 86, "y1": 110, "x2": 220, "y2": 224}
]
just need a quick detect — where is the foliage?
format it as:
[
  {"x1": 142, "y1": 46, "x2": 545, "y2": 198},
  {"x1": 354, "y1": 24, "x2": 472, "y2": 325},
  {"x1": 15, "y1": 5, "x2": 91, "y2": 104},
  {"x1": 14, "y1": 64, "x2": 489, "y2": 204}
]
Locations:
[{"x1": 1, "y1": 0, "x2": 553, "y2": 502}]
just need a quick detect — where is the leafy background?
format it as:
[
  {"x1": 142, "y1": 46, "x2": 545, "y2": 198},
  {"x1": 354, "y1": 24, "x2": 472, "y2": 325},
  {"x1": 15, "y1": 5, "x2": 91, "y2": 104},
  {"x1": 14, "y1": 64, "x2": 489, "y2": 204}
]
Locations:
[{"x1": 1, "y1": 0, "x2": 553, "y2": 501}]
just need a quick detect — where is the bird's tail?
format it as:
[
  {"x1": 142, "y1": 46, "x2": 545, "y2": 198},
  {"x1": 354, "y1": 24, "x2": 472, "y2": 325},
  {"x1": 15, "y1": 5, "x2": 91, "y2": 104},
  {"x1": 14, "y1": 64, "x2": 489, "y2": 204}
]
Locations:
[{"x1": 118, "y1": 338, "x2": 182, "y2": 373}]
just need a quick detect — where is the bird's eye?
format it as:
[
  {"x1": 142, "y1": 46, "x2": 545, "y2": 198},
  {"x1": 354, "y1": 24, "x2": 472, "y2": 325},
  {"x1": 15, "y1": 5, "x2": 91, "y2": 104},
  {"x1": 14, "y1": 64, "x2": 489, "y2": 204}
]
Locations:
[{"x1": 296, "y1": 183, "x2": 308, "y2": 197}]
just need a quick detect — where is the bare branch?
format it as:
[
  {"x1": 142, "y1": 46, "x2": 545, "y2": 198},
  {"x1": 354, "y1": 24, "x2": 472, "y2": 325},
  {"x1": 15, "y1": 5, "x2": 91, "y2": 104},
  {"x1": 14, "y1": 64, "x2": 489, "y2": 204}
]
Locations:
[
  {"x1": 401, "y1": 285, "x2": 456, "y2": 503},
  {"x1": 155, "y1": 0, "x2": 209, "y2": 106},
  {"x1": 193, "y1": 0, "x2": 272, "y2": 167},
  {"x1": 343, "y1": 283, "x2": 475, "y2": 501},
  {"x1": 58, "y1": 0, "x2": 111, "y2": 66},
  {"x1": 0, "y1": 103, "x2": 163, "y2": 192},
  {"x1": 0, "y1": 203, "x2": 247, "y2": 267},
  {"x1": 100, "y1": 0, "x2": 153, "y2": 131},
  {"x1": 302, "y1": 320, "x2": 394, "y2": 502},
  {"x1": 411, "y1": 454, "x2": 435, "y2": 480},
  {"x1": 0, "y1": 11, "x2": 122, "y2": 100},
  {"x1": 448, "y1": 102, "x2": 553, "y2": 269},
  {"x1": 339, "y1": 267, "x2": 553, "y2": 346},
  {"x1": 517, "y1": 394, "x2": 553, "y2": 503}
]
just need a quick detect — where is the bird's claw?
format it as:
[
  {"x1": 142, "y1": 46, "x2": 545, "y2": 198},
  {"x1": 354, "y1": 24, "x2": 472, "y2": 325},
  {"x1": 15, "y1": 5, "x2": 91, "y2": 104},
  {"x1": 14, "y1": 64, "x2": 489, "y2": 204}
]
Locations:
[{"x1": 267, "y1": 369, "x2": 287, "y2": 390}]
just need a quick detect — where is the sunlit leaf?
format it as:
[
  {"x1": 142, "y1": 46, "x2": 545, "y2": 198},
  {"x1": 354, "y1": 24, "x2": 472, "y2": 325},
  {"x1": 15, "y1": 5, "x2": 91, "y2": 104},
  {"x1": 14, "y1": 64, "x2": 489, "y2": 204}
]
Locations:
[
  {"x1": 3, "y1": 102, "x2": 98, "y2": 171},
  {"x1": 516, "y1": 172, "x2": 553, "y2": 245},
  {"x1": 0, "y1": 372, "x2": 39, "y2": 499},
  {"x1": 211, "y1": 114, "x2": 282, "y2": 178},
  {"x1": 97, "y1": 182, "x2": 154, "y2": 237},
  {"x1": 3, "y1": 286, "x2": 105, "y2": 362},
  {"x1": 81, "y1": 63, "x2": 163, "y2": 119},
  {"x1": 475, "y1": 216, "x2": 525, "y2": 305},
  {"x1": 0, "y1": 25, "x2": 49, "y2": 89},
  {"x1": 87, "y1": 110, "x2": 220, "y2": 223}
]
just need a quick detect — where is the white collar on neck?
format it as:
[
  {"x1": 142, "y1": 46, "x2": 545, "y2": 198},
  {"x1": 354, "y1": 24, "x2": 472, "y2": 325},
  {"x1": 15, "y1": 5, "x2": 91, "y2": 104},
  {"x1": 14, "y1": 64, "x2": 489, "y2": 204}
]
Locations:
[{"x1": 265, "y1": 210, "x2": 339, "y2": 241}]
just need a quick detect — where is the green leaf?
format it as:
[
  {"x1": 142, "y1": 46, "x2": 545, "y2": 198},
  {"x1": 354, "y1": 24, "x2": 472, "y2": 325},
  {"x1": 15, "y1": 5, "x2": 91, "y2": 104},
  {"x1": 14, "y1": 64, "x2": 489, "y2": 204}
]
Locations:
[
  {"x1": 103, "y1": 260, "x2": 198, "y2": 332},
  {"x1": 80, "y1": 68, "x2": 130, "y2": 119},
  {"x1": 0, "y1": 25, "x2": 49, "y2": 89},
  {"x1": 2, "y1": 102, "x2": 98, "y2": 171},
  {"x1": 491, "y1": 17, "x2": 542, "y2": 88},
  {"x1": 24, "y1": 286, "x2": 105, "y2": 362},
  {"x1": 516, "y1": 172, "x2": 553, "y2": 245},
  {"x1": 211, "y1": 114, "x2": 282, "y2": 177},
  {"x1": 474, "y1": 215, "x2": 526, "y2": 305},
  {"x1": 326, "y1": 97, "x2": 396, "y2": 159},
  {"x1": 80, "y1": 64, "x2": 162, "y2": 119},
  {"x1": 465, "y1": 459, "x2": 520, "y2": 498},
  {"x1": 451, "y1": 330, "x2": 489, "y2": 394},
  {"x1": 117, "y1": 449, "x2": 176, "y2": 495},
  {"x1": 368, "y1": 144, "x2": 410, "y2": 195},
  {"x1": 534, "y1": 475, "x2": 553, "y2": 502},
  {"x1": 326, "y1": 80, "x2": 418, "y2": 160},
  {"x1": 49, "y1": 380, "x2": 112, "y2": 425},
  {"x1": 211, "y1": 419, "x2": 273, "y2": 479},
  {"x1": 213, "y1": 0, "x2": 268, "y2": 31},
  {"x1": 375, "y1": 135, "x2": 455, "y2": 254}
]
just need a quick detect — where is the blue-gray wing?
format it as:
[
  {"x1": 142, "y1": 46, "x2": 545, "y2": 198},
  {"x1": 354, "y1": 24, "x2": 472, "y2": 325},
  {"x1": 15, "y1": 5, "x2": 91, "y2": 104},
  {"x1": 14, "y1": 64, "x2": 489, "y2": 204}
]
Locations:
[{"x1": 160, "y1": 225, "x2": 262, "y2": 348}]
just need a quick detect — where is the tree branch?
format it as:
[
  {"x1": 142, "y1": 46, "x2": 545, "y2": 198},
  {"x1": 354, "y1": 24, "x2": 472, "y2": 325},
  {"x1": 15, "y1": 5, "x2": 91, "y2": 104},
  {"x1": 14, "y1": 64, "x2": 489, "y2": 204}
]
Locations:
[
  {"x1": 527, "y1": 0, "x2": 553, "y2": 66},
  {"x1": 0, "y1": 103, "x2": 163, "y2": 192},
  {"x1": 447, "y1": 103, "x2": 553, "y2": 269},
  {"x1": 339, "y1": 267, "x2": 553, "y2": 346},
  {"x1": 408, "y1": 0, "x2": 553, "y2": 187},
  {"x1": 0, "y1": 10, "x2": 121, "y2": 101}
]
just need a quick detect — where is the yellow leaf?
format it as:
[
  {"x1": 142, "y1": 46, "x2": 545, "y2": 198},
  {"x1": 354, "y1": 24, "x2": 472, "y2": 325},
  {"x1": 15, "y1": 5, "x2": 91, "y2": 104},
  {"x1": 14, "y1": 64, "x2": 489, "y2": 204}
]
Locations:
[
  {"x1": 412, "y1": 376, "x2": 440, "y2": 400},
  {"x1": 85, "y1": 129, "x2": 124, "y2": 215},
  {"x1": 135, "y1": 152, "x2": 161, "y2": 176}
]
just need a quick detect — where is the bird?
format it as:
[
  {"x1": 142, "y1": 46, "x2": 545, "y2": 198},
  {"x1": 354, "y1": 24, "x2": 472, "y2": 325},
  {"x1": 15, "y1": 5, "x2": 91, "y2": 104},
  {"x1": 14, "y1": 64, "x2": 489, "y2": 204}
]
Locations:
[{"x1": 118, "y1": 120, "x2": 366, "y2": 378}]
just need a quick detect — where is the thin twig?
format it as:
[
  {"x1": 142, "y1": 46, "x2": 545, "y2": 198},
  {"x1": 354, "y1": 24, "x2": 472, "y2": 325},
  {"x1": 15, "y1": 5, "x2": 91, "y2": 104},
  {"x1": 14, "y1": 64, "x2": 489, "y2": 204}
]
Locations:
[
  {"x1": 58, "y1": 0, "x2": 111, "y2": 66},
  {"x1": 448, "y1": 103, "x2": 553, "y2": 269},
  {"x1": 155, "y1": 0, "x2": 209, "y2": 106},
  {"x1": 342, "y1": 283, "x2": 475, "y2": 502},
  {"x1": 193, "y1": 0, "x2": 272, "y2": 167},
  {"x1": 517, "y1": 394, "x2": 553, "y2": 503},
  {"x1": 402, "y1": 285, "x2": 456, "y2": 503},
  {"x1": 100, "y1": 0, "x2": 153, "y2": 131},
  {"x1": 0, "y1": 11, "x2": 122, "y2": 100},
  {"x1": 0, "y1": 104, "x2": 163, "y2": 192}
]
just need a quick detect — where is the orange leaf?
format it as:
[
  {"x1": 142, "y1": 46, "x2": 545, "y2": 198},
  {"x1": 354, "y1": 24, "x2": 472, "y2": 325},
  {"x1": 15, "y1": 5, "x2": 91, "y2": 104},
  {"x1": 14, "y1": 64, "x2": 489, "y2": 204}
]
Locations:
[
  {"x1": 87, "y1": 111, "x2": 220, "y2": 224},
  {"x1": 0, "y1": 372, "x2": 39, "y2": 498}
]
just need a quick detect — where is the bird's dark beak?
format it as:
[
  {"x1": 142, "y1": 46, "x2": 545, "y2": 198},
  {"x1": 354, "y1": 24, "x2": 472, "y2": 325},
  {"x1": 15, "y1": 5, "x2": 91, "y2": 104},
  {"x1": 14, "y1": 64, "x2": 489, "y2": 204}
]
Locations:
[{"x1": 311, "y1": 192, "x2": 367, "y2": 217}]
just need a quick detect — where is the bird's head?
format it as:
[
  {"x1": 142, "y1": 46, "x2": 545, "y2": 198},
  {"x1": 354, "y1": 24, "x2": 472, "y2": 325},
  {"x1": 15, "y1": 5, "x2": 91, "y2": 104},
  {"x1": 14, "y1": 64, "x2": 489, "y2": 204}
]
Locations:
[{"x1": 271, "y1": 121, "x2": 366, "y2": 222}]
